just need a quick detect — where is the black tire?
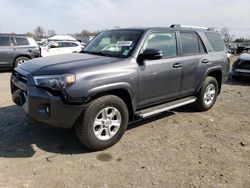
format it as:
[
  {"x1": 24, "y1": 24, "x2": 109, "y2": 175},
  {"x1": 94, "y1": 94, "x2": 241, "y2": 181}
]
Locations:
[
  {"x1": 14, "y1": 57, "x2": 29, "y2": 67},
  {"x1": 194, "y1": 76, "x2": 219, "y2": 111},
  {"x1": 75, "y1": 95, "x2": 129, "y2": 150}
]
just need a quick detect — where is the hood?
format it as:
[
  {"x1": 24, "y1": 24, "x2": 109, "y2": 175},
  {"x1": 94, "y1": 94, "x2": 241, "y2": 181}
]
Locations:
[{"x1": 19, "y1": 53, "x2": 119, "y2": 75}]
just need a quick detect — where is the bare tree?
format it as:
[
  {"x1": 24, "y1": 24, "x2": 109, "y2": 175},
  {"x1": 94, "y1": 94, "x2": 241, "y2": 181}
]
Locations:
[
  {"x1": 34, "y1": 26, "x2": 45, "y2": 38},
  {"x1": 47, "y1": 29, "x2": 56, "y2": 37},
  {"x1": 220, "y1": 27, "x2": 234, "y2": 46}
]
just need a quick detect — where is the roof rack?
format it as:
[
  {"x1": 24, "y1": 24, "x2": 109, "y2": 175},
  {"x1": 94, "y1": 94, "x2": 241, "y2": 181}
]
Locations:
[
  {"x1": 0, "y1": 33, "x2": 26, "y2": 36},
  {"x1": 170, "y1": 24, "x2": 213, "y2": 30}
]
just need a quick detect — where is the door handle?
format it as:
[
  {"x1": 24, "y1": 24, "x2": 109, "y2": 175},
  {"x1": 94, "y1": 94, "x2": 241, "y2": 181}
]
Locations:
[
  {"x1": 202, "y1": 59, "x2": 210, "y2": 64},
  {"x1": 173, "y1": 63, "x2": 183, "y2": 68}
]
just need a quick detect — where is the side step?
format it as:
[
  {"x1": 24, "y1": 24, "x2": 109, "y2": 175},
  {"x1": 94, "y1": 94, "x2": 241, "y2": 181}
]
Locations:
[{"x1": 136, "y1": 96, "x2": 197, "y2": 118}]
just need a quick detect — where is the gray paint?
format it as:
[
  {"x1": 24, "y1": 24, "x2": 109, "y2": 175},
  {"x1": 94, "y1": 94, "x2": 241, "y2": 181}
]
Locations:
[{"x1": 12, "y1": 27, "x2": 229, "y2": 128}]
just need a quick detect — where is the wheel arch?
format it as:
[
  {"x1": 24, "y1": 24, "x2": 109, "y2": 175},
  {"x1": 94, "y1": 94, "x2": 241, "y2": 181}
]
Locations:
[
  {"x1": 196, "y1": 67, "x2": 223, "y2": 95},
  {"x1": 86, "y1": 85, "x2": 136, "y2": 121},
  {"x1": 206, "y1": 70, "x2": 222, "y2": 94},
  {"x1": 13, "y1": 55, "x2": 31, "y2": 67}
]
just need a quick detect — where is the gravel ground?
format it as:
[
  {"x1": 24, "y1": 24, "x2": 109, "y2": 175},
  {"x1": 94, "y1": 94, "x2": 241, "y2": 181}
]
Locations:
[{"x1": 0, "y1": 58, "x2": 250, "y2": 188}]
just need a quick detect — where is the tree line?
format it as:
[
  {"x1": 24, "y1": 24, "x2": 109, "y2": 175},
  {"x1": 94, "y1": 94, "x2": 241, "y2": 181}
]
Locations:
[
  {"x1": 26, "y1": 26, "x2": 101, "y2": 41},
  {"x1": 23, "y1": 26, "x2": 250, "y2": 44}
]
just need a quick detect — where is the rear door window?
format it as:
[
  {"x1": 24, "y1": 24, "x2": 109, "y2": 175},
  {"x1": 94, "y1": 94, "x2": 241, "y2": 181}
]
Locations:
[
  {"x1": 0, "y1": 36, "x2": 10, "y2": 46},
  {"x1": 60, "y1": 42, "x2": 72, "y2": 47},
  {"x1": 205, "y1": 32, "x2": 225, "y2": 51},
  {"x1": 71, "y1": 43, "x2": 78, "y2": 47},
  {"x1": 180, "y1": 32, "x2": 202, "y2": 55},
  {"x1": 15, "y1": 37, "x2": 29, "y2": 45}
]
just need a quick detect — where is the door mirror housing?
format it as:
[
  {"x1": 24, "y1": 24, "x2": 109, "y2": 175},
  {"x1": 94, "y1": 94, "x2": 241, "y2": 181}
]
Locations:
[{"x1": 141, "y1": 49, "x2": 163, "y2": 60}]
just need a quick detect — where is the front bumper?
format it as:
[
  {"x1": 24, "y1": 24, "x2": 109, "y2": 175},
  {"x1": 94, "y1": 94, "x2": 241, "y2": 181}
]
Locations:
[
  {"x1": 231, "y1": 68, "x2": 250, "y2": 78},
  {"x1": 11, "y1": 72, "x2": 84, "y2": 128}
]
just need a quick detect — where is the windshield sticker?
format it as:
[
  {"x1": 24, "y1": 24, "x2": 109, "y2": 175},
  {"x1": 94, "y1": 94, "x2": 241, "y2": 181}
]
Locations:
[
  {"x1": 123, "y1": 49, "x2": 130, "y2": 56},
  {"x1": 116, "y1": 41, "x2": 133, "y2": 47}
]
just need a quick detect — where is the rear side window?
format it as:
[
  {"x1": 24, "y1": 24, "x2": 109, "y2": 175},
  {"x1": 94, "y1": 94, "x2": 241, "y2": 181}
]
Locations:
[
  {"x1": 15, "y1": 37, "x2": 29, "y2": 45},
  {"x1": 71, "y1": 43, "x2": 78, "y2": 47},
  {"x1": 0, "y1": 36, "x2": 10, "y2": 46},
  {"x1": 180, "y1": 32, "x2": 205, "y2": 55},
  {"x1": 205, "y1": 32, "x2": 225, "y2": 52},
  {"x1": 59, "y1": 42, "x2": 72, "y2": 47},
  {"x1": 143, "y1": 32, "x2": 177, "y2": 57}
]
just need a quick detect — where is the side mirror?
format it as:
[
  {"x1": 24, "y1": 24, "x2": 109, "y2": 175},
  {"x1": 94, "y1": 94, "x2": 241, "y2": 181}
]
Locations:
[
  {"x1": 50, "y1": 42, "x2": 59, "y2": 48},
  {"x1": 141, "y1": 49, "x2": 163, "y2": 60}
]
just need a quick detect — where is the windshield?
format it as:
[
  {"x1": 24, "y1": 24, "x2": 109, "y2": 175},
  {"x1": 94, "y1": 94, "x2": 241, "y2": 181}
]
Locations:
[{"x1": 83, "y1": 30, "x2": 143, "y2": 58}]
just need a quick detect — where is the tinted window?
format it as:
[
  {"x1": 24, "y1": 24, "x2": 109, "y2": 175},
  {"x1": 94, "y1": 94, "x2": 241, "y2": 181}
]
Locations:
[
  {"x1": 205, "y1": 32, "x2": 225, "y2": 51},
  {"x1": 198, "y1": 38, "x2": 206, "y2": 54},
  {"x1": 143, "y1": 32, "x2": 177, "y2": 57},
  {"x1": 180, "y1": 32, "x2": 200, "y2": 55},
  {"x1": 0, "y1": 36, "x2": 10, "y2": 46},
  {"x1": 15, "y1": 37, "x2": 29, "y2": 45},
  {"x1": 60, "y1": 42, "x2": 72, "y2": 47},
  {"x1": 71, "y1": 43, "x2": 78, "y2": 47}
]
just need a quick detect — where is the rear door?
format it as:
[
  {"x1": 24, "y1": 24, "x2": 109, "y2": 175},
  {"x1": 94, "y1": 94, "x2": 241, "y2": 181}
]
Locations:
[
  {"x1": 48, "y1": 42, "x2": 62, "y2": 56},
  {"x1": 177, "y1": 31, "x2": 209, "y2": 96},
  {"x1": 60, "y1": 42, "x2": 74, "y2": 54}
]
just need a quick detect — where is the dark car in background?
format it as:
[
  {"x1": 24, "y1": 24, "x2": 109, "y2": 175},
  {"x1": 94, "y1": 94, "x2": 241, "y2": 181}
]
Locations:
[
  {"x1": 231, "y1": 53, "x2": 250, "y2": 80},
  {"x1": 0, "y1": 34, "x2": 40, "y2": 69}
]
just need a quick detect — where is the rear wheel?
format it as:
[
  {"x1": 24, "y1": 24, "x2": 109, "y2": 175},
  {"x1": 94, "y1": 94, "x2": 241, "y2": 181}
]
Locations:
[
  {"x1": 194, "y1": 76, "x2": 219, "y2": 111},
  {"x1": 14, "y1": 57, "x2": 29, "y2": 67},
  {"x1": 75, "y1": 95, "x2": 129, "y2": 150}
]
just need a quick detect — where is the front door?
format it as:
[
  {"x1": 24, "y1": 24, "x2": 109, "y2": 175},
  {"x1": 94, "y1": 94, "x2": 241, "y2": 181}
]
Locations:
[{"x1": 138, "y1": 32, "x2": 182, "y2": 108}]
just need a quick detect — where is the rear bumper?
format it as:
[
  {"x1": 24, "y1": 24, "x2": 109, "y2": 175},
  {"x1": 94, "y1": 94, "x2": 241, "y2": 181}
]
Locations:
[{"x1": 11, "y1": 75, "x2": 84, "y2": 128}]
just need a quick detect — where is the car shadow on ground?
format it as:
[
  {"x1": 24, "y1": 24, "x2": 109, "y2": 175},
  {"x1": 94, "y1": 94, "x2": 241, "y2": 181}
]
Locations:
[
  {"x1": 0, "y1": 105, "x2": 91, "y2": 158},
  {"x1": 0, "y1": 105, "x2": 175, "y2": 158},
  {"x1": 225, "y1": 77, "x2": 250, "y2": 87}
]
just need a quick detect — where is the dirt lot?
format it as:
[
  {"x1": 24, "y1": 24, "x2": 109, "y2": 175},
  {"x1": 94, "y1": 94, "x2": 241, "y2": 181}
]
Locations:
[{"x1": 0, "y1": 60, "x2": 250, "y2": 188}]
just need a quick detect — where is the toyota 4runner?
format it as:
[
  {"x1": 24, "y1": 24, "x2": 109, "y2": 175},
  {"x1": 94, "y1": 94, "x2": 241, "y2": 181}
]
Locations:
[{"x1": 11, "y1": 25, "x2": 230, "y2": 150}]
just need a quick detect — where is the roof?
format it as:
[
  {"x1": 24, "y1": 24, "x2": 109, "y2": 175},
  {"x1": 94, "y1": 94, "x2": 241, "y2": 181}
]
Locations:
[
  {"x1": 110, "y1": 26, "x2": 216, "y2": 33},
  {"x1": 48, "y1": 35, "x2": 76, "y2": 41},
  {"x1": 0, "y1": 33, "x2": 26, "y2": 37}
]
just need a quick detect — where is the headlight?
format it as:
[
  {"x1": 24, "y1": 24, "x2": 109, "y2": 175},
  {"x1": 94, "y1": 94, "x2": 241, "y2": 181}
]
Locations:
[{"x1": 34, "y1": 74, "x2": 76, "y2": 90}]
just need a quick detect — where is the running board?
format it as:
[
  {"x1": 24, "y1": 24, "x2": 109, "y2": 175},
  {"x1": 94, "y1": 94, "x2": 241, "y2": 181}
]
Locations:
[{"x1": 136, "y1": 96, "x2": 197, "y2": 118}]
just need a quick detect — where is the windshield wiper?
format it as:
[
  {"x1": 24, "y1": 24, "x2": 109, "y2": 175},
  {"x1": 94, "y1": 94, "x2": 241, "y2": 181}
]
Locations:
[{"x1": 81, "y1": 50, "x2": 108, "y2": 57}]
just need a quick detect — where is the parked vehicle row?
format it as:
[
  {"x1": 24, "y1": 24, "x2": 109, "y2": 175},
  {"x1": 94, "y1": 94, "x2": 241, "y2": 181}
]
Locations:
[{"x1": 0, "y1": 34, "x2": 86, "y2": 69}]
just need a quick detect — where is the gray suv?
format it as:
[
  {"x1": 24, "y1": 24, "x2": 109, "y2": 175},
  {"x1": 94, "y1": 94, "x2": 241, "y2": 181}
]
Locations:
[
  {"x1": 0, "y1": 34, "x2": 40, "y2": 69},
  {"x1": 11, "y1": 25, "x2": 230, "y2": 150}
]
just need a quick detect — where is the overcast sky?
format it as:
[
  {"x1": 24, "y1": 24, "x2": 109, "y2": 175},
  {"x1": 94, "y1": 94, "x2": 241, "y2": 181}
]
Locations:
[{"x1": 0, "y1": 0, "x2": 249, "y2": 38}]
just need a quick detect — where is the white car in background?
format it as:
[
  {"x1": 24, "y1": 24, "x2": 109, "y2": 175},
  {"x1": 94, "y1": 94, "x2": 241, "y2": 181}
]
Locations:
[{"x1": 40, "y1": 41, "x2": 83, "y2": 57}]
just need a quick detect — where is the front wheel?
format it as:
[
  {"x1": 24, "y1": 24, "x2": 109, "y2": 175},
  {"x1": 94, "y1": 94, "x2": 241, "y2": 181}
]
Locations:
[
  {"x1": 75, "y1": 95, "x2": 129, "y2": 150},
  {"x1": 194, "y1": 76, "x2": 219, "y2": 111}
]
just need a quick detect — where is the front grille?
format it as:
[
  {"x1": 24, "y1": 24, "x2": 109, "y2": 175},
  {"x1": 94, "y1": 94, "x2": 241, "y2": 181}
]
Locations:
[{"x1": 239, "y1": 60, "x2": 250, "y2": 69}]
